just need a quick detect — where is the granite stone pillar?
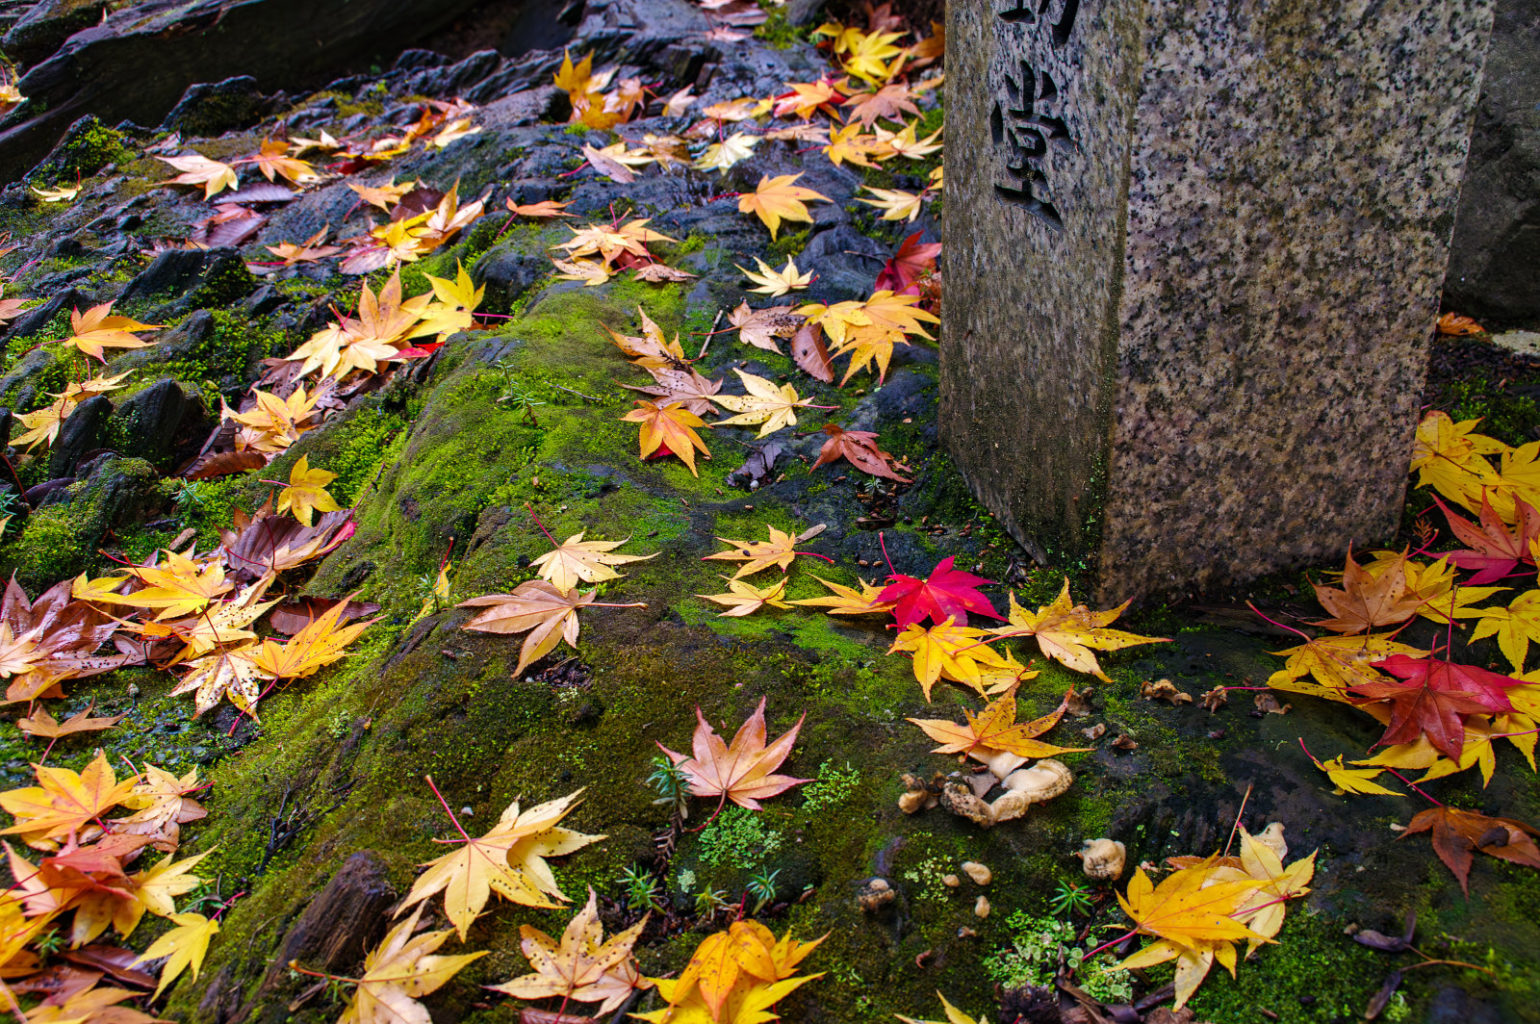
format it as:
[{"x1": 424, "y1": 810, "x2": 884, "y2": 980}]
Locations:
[{"x1": 941, "y1": 0, "x2": 1496, "y2": 599}]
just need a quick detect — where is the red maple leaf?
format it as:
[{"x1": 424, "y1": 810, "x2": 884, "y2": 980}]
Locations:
[
  {"x1": 874, "y1": 231, "x2": 941, "y2": 294},
  {"x1": 878, "y1": 556, "x2": 1001, "y2": 629},
  {"x1": 1402, "y1": 805, "x2": 1540, "y2": 895},
  {"x1": 1352, "y1": 654, "x2": 1520, "y2": 759},
  {"x1": 1435, "y1": 494, "x2": 1540, "y2": 584}
]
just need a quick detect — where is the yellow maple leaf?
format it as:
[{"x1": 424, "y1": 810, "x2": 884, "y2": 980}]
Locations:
[
  {"x1": 994, "y1": 579, "x2": 1167, "y2": 681},
  {"x1": 248, "y1": 595, "x2": 374, "y2": 680},
  {"x1": 704, "y1": 523, "x2": 827, "y2": 578},
  {"x1": 735, "y1": 256, "x2": 813, "y2": 297},
  {"x1": 633, "y1": 920, "x2": 823, "y2": 1024},
  {"x1": 711, "y1": 369, "x2": 820, "y2": 438},
  {"x1": 94, "y1": 550, "x2": 232, "y2": 620},
  {"x1": 623, "y1": 400, "x2": 712, "y2": 476},
  {"x1": 276, "y1": 456, "x2": 342, "y2": 527},
  {"x1": 698, "y1": 576, "x2": 792, "y2": 617},
  {"x1": 1117, "y1": 858, "x2": 1269, "y2": 954},
  {"x1": 133, "y1": 912, "x2": 219, "y2": 998},
  {"x1": 486, "y1": 886, "x2": 652, "y2": 1012},
  {"x1": 888, "y1": 618, "x2": 1027, "y2": 701},
  {"x1": 399, "y1": 785, "x2": 603, "y2": 939},
  {"x1": 335, "y1": 904, "x2": 488, "y2": 1024},
  {"x1": 60, "y1": 302, "x2": 161, "y2": 362},
  {"x1": 1306, "y1": 752, "x2": 1402, "y2": 796},
  {"x1": 695, "y1": 132, "x2": 760, "y2": 173},
  {"x1": 1410, "y1": 411, "x2": 1504, "y2": 510},
  {"x1": 531, "y1": 532, "x2": 657, "y2": 594},
  {"x1": 222, "y1": 385, "x2": 321, "y2": 453},
  {"x1": 738, "y1": 174, "x2": 831, "y2": 239},
  {"x1": 858, "y1": 186, "x2": 926, "y2": 222},
  {"x1": 788, "y1": 575, "x2": 894, "y2": 616},
  {"x1": 896, "y1": 993, "x2": 990, "y2": 1024},
  {"x1": 0, "y1": 751, "x2": 137, "y2": 849},
  {"x1": 908, "y1": 687, "x2": 1086, "y2": 774},
  {"x1": 158, "y1": 152, "x2": 239, "y2": 199}
]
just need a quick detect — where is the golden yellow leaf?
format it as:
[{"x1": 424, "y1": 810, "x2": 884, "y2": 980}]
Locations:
[
  {"x1": 738, "y1": 174, "x2": 831, "y2": 239},
  {"x1": 993, "y1": 579, "x2": 1167, "y2": 682},
  {"x1": 698, "y1": 577, "x2": 792, "y2": 617},
  {"x1": 276, "y1": 456, "x2": 342, "y2": 527}
]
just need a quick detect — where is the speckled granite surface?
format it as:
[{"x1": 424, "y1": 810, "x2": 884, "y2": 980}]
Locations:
[{"x1": 941, "y1": 0, "x2": 1495, "y2": 600}]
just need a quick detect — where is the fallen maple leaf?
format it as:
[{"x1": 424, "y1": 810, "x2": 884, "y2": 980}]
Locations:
[
  {"x1": 333, "y1": 904, "x2": 487, "y2": 1024},
  {"x1": 16, "y1": 701, "x2": 124, "y2": 740},
  {"x1": 94, "y1": 550, "x2": 231, "y2": 621},
  {"x1": 1118, "y1": 858, "x2": 1269, "y2": 953},
  {"x1": 400, "y1": 784, "x2": 602, "y2": 937},
  {"x1": 812, "y1": 423, "x2": 911, "y2": 482},
  {"x1": 243, "y1": 138, "x2": 318, "y2": 185},
  {"x1": 791, "y1": 323, "x2": 834, "y2": 383},
  {"x1": 623, "y1": 400, "x2": 712, "y2": 475},
  {"x1": 247, "y1": 594, "x2": 375, "y2": 681},
  {"x1": 1470, "y1": 589, "x2": 1540, "y2": 671},
  {"x1": 158, "y1": 153, "x2": 239, "y2": 199},
  {"x1": 727, "y1": 301, "x2": 805, "y2": 354},
  {"x1": 60, "y1": 302, "x2": 161, "y2": 362},
  {"x1": 993, "y1": 579, "x2": 1166, "y2": 681},
  {"x1": 788, "y1": 575, "x2": 894, "y2": 616},
  {"x1": 265, "y1": 227, "x2": 340, "y2": 265},
  {"x1": 879, "y1": 555, "x2": 999, "y2": 629},
  {"x1": 909, "y1": 687, "x2": 1089, "y2": 775},
  {"x1": 658, "y1": 698, "x2": 807, "y2": 811},
  {"x1": 1435, "y1": 494, "x2": 1540, "y2": 584},
  {"x1": 896, "y1": 993, "x2": 989, "y2": 1024},
  {"x1": 459, "y1": 581, "x2": 643, "y2": 676},
  {"x1": 887, "y1": 618, "x2": 1028, "y2": 700},
  {"x1": 30, "y1": 184, "x2": 80, "y2": 203},
  {"x1": 531, "y1": 531, "x2": 657, "y2": 594},
  {"x1": 1437, "y1": 312, "x2": 1486, "y2": 336},
  {"x1": 275, "y1": 455, "x2": 342, "y2": 527},
  {"x1": 506, "y1": 198, "x2": 572, "y2": 218},
  {"x1": 633, "y1": 920, "x2": 822, "y2": 1024},
  {"x1": 875, "y1": 231, "x2": 941, "y2": 294},
  {"x1": 1402, "y1": 805, "x2": 1540, "y2": 894},
  {"x1": 132, "y1": 913, "x2": 218, "y2": 997},
  {"x1": 1304, "y1": 750, "x2": 1402, "y2": 797},
  {"x1": 1354, "y1": 653, "x2": 1520, "y2": 759},
  {"x1": 736, "y1": 257, "x2": 814, "y2": 297},
  {"x1": 704, "y1": 523, "x2": 828, "y2": 578},
  {"x1": 0, "y1": 752, "x2": 137, "y2": 849},
  {"x1": 712, "y1": 369, "x2": 823, "y2": 438},
  {"x1": 486, "y1": 886, "x2": 652, "y2": 1012},
  {"x1": 1312, "y1": 549, "x2": 1425, "y2": 634},
  {"x1": 859, "y1": 185, "x2": 926, "y2": 222},
  {"x1": 22, "y1": 984, "x2": 165, "y2": 1024},
  {"x1": 738, "y1": 173, "x2": 831, "y2": 239},
  {"x1": 698, "y1": 576, "x2": 792, "y2": 617},
  {"x1": 695, "y1": 132, "x2": 759, "y2": 173}
]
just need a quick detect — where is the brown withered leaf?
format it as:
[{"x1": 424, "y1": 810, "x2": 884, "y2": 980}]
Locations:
[
  {"x1": 727, "y1": 301, "x2": 804, "y2": 354},
  {"x1": 1401, "y1": 805, "x2": 1540, "y2": 895},
  {"x1": 811, "y1": 423, "x2": 911, "y2": 482},
  {"x1": 459, "y1": 581, "x2": 644, "y2": 676},
  {"x1": 1312, "y1": 550, "x2": 1425, "y2": 634},
  {"x1": 790, "y1": 323, "x2": 833, "y2": 383},
  {"x1": 268, "y1": 597, "x2": 381, "y2": 636}
]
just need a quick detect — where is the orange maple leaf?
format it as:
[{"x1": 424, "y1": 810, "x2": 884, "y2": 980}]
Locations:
[{"x1": 658, "y1": 698, "x2": 807, "y2": 812}]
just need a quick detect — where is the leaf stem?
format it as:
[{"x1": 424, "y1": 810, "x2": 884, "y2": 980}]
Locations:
[{"x1": 424, "y1": 773, "x2": 474, "y2": 843}]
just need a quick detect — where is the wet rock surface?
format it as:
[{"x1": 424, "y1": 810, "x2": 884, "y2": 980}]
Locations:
[{"x1": 0, "y1": 4, "x2": 1534, "y2": 1024}]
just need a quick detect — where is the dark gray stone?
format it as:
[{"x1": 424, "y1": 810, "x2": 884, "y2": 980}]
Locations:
[
  {"x1": 473, "y1": 240, "x2": 548, "y2": 309},
  {"x1": 1445, "y1": 0, "x2": 1540, "y2": 324},
  {"x1": 49, "y1": 394, "x2": 112, "y2": 478},
  {"x1": 116, "y1": 247, "x2": 255, "y2": 313},
  {"x1": 942, "y1": 0, "x2": 1495, "y2": 599},
  {"x1": 0, "y1": 0, "x2": 501, "y2": 180},
  {"x1": 2, "y1": 0, "x2": 107, "y2": 68},
  {"x1": 161, "y1": 75, "x2": 268, "y2": 136},
  {"x1": 112, "y1": 379, "x2": 211, "y2": 469}
]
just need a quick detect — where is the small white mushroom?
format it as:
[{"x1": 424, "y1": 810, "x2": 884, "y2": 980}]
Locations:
[
  {"x1": 942, "y1": 874, "x2": 961, "y2": 888},
  {"x1": 1002, "y1": 759, "x2": 1074, "y2": 801},
  {"x1": 961, "y1": 861, "x2": 992, "y2": 886},
  {"x1": 1078, "y1": 838, "x2": 1127, "y2": 881},
  {"x1": 989, "y1": 789, "x2": 1032, "y2": 823},
  {"x1": 898, "y1": 789, "x2": 929, "y2": 814},
  {"x1": 974, "y1": 895, "x2": 991, "y2": 919}
]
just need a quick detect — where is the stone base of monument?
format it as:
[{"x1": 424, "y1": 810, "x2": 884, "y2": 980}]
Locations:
[{"x1": 941, "y1": 0, "x2": 1496, "y2": 600}]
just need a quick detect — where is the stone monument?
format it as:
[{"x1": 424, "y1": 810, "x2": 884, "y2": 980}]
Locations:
[{"x1": 941, "y1": 0, "x2": 1497, "y2": 599}]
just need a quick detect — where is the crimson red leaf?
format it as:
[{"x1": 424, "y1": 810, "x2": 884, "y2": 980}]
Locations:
[
  {"x1": 877, "y1": 555, "x2": 1000, "y2": 629},
  {"x1": 1435, "y1": 494, "x2": 1540, "y2": 584},
  {"x1": 1353, "y1": 654, "x2": 1520, "y2": 759},
  {"x1": 875, "y1": 231, "x2": 941, "y2": 294}
]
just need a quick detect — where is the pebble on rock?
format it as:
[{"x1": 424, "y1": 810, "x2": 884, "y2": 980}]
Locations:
[
  {"x1": 961, "y1": 861, "x2": 991, "y2": 886},
  {"x1": 973, "y1": 895, "x2": 990, "y2": 919}
]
